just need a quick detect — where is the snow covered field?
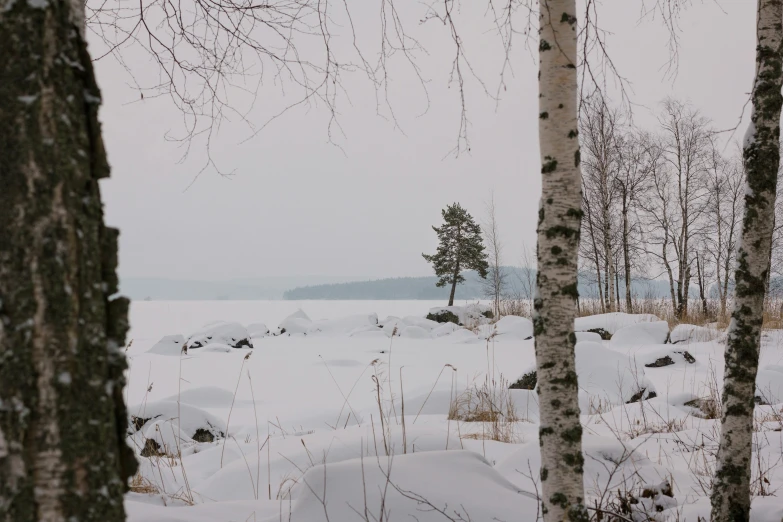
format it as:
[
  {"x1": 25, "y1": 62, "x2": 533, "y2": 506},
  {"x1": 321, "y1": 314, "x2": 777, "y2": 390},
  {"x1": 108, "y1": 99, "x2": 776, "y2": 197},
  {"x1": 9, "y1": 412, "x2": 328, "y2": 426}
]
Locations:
[{"x1": 124, "y1": 301, "x2": 783, "y2": 521}]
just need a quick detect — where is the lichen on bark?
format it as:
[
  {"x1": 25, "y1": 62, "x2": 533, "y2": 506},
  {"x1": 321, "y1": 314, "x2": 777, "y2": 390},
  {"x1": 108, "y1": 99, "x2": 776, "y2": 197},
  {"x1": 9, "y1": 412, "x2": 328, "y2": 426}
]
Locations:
[
  {"x1": 534, "y1": 1, "x2": 587, "y2": 521},
  {"x1": 0, "y1": 0, "x2": 137, "y2": 519},
  {"x1": 711, "y1": 1, "x2": 783, "y2": 521}
]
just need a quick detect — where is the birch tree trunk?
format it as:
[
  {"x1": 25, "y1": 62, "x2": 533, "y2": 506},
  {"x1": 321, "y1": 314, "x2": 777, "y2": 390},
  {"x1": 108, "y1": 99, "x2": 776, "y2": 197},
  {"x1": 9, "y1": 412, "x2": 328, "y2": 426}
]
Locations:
[
  {"x1": 0, "y1": 0, "x2": 137, "y2": 519},
  {"x1": 711, "y1": 1, "x2": 783, "y2": 520},
  {"x1": 622, "y1": 202, "x2": 633, "y2": 312},
  {"x1": 534, "y1": 1, "x2": 587, "y2": 520}
]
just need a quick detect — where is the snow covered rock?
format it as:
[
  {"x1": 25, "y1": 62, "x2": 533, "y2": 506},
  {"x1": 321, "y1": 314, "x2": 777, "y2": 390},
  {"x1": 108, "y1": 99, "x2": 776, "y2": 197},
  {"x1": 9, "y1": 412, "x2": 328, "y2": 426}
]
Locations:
[
  {"x1": 575, "y1": 341, "x2": 656, "y2": 409},
  {"x1": 642, "y1": 349, "x2": 696, "y2": 368},
  {"x1": 287, "y1": 451, "x2": 535, "y2": 522},
  {"x1": 274, "y1": 310, "x2": 311, "y2": 335},
  {"x1": 427, "y1": 303, "x2": 492, "y2": 326},
  {"x1": 756, "y1": 366, "x2": 783, "y2": 405},
  {"x1": 400, "y1": 325, "x2": 431, "y2": 339},
  {"x1": 128, "y1": 400, "x2": 226, "y2": 442},
  {"x1": 670, "y1": 324, "x2": 718, "y2": 344},
  {"x1": 187, "y1": 322, "x2": 253, "y2": 350},
  {"x1": 247, "y1": 323, "x2": 269, "y2": 337},
  {"x1": 147, "y1": 334, "x2": 186, "y2": 355},
  {"x1": 611, "y1": 321, "x2": 670, "y2": 347},
  {"x1": 307, "y1": 314, "x2": 378, "y2": 335},
  {"x1": 431, "y1": 322, "x2": 461, "y2": 338},
  {"x1": 478, "y1": 315, "x2": 534, "y2": 340},
  {"x1": 575, "y1": 331, "x2": 603, "y2": 343},
  {"x1": 401, "y1": 316, "x2": 441, "y2": 330},
  {"x1": 575, "y1": 313, "x2": 660, "y2": 335}
]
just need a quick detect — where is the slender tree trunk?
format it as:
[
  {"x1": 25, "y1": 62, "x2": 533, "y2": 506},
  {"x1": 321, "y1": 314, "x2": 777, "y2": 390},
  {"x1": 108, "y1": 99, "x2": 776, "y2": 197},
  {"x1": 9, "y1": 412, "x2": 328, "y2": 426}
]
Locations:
[
  {"x1": 711, "y1": 2, "x2": 783, "y2": 520},
  {"x1": 663, "y1": 239, "x2": 678, "y2": 313},
  {"x1": 448, "y1": 272, "x2": 458, "y2": 307},
  {"x1": 622, "y1": 204, "x2": 633, "y2": 312},
  {"x1": 697, "y1": 254, "x2": 708, "y2": 317},
  {"x1": 0, "y1": 1, "x2": 137, "y2": 520},
  {"x1": 615, "y1": 268, "x2": 621, "y2": 312},
  {"x1": 584, "y1": 198, "x2": 605, "y2": 311},
  {"x1": 534, "y1": 2, "x2": 587, "y2": 520}
]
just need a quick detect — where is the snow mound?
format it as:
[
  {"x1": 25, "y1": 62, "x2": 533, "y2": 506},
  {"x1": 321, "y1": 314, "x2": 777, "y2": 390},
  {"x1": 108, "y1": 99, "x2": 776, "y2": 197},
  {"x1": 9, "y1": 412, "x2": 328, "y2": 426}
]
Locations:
[
  {"x1": 611, "y1": 321, "x2": 670, "y2": 347},
  {"x1": 575, "y1": 331, "x2": 602, "y2": 343},
  {"x1": 187, "y1": 322, "x2": 253, "y2": 350},
  {"x1": 447, "y1": 328, "x2": 479, "y2": 343},
  {"x1": 162, "y1": 386, "x2": 236, "y2": 408},
  {"x1": 431, "y1": 322, "x2": 461, "y2": 338},
  {"x1": 478, "y1": 315, "x2": 533, "y2": 340},
  {"x1": 401, "y1": 316, "x2": 441, "y2": 331},
  {"x1": 128, "y1": 400, "x2": 226, "y2": 441},
  {"x1": 575, "y1": 312, "x2": 660, "y2": 335},
  {"x1": 400, "y1": 325, "x2": 431, "y2": 339},
  {"x1": 307, "y1": 314, "x2": 378, "y2": 335},
  {"x1": 756, "y1": 366, "x2": 783, "y2": 404},
  {"x1": 147, "y1": 334, "x2": 186, "y2": 355},
  {"x1": 288, "y1": 451, "x2": 535, "y2": 522},
  {"x1": 275, "y1": 310, "x2": 311, "y2": 335},
  {"x1": 247, "y1": 323, "x2": 269, "y2": 337},
  {"x1": 575, "y1": 341, "x2": 655, "y2": 409},
  {"x1": 670, "y1": 324, "x2": 719, "y2": 344}
]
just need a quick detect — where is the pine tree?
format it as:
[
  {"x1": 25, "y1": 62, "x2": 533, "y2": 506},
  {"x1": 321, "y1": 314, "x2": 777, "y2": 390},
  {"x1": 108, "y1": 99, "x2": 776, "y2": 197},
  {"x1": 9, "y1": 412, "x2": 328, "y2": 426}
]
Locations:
[{"x1": 422, "y1": 203, "x2": 489, "y2": 306}]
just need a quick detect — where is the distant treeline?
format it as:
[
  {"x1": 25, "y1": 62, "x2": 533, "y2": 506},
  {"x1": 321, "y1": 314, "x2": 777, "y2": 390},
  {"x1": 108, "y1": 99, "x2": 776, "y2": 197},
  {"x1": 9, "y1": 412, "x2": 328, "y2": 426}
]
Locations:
[{"x1": 283, "y1": 267, "x2": 685, "y2": 301}]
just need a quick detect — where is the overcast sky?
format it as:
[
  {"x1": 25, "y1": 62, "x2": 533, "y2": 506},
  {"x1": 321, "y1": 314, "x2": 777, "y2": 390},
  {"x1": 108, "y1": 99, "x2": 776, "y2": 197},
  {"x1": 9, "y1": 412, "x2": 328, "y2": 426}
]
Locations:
[{"x1": 94, "y1": 0, "x2": 754, "y2": 282}]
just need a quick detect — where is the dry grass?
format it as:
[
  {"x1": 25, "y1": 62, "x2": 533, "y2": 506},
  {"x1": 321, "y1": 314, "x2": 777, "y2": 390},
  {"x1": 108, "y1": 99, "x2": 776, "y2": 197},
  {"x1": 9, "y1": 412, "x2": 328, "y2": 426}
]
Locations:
[
  {"x1": 448, "y1": 375, "x2": 521, "y2": 444},
  {"x1": 129, "y1": 473, "x2": 160, "y2": 495}
]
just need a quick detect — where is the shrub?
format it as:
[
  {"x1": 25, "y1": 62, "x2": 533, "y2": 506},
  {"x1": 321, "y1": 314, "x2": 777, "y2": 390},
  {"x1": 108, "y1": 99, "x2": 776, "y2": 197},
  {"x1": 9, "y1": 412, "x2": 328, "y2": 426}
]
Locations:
[{"x1": 426, "y1": 310, "x2": 460, "y2": 324}]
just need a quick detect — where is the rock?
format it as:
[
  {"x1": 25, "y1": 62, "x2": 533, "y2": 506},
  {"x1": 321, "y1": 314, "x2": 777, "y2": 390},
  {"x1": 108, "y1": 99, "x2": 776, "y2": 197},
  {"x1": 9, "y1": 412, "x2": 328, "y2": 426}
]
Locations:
[
  {"x1": 188, "y1": 322, "x2": 253, "y2": 350},
  {"x1": 586, "y1": 327, "x2": 612, "y2": 340},
  {"x1": 677, "y1": 350, "x2": 696, "y2": 364},
  {"x1": 645, "y1": 356, "x2": 675, "y2": 368},
  {"x1": 141, "y1": 438, "x2": 163, "y2": 457},
  {"x1": 626, "y1": 387, "x2": 658, "y2": 404},
  {"x1": 192, "y1": 428, "x2": 215, "y2": 443},
  {"x1": 426, "y1": 310, "x2": 460, "y2": 325}
]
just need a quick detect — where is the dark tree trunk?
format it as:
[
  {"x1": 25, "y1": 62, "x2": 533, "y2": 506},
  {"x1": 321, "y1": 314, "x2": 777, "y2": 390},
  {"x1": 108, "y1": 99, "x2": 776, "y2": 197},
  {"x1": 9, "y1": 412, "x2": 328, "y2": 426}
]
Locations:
[
  {"x1": 711, "y1": 1, "x2": 783, "y2": 520},
  {"x1": 448, "y1": 277, "x2": 457, "y2": 307},
  {"x1": 622, "y1": 203, "x2": 633, "y2": 313},
  {"x1": 697, "y1": 254, "x2": 708, "y2": 317},
  {"x1": 0, "y1": 1, "x2": 137, "y2": 521}
]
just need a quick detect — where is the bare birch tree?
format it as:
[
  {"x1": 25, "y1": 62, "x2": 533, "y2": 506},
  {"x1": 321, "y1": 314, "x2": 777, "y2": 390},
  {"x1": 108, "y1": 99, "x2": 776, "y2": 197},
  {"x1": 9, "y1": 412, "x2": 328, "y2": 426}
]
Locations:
[
  {"x1": 483, "y1": 192, "x2": 507, "y2": 317},
  {"x1": 711, "y1": 1, "x2": 783, "y2": 519},
  {"x1": 534, "y1": 1, "x2": 587, "y2": 520},
  {"x1": 0, "y1": 0, "x2": 137, "y2": 520}
]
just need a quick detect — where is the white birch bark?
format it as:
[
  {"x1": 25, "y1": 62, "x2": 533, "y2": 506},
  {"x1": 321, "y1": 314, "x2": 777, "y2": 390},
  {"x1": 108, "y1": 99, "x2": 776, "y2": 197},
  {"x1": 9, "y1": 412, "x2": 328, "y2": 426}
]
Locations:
[
  {"x1": 534, "y1": 1, "x2": 586, "y2": 520},
  {"x1": 711, "y1": 1, "x2": 783, "y2": 520}
]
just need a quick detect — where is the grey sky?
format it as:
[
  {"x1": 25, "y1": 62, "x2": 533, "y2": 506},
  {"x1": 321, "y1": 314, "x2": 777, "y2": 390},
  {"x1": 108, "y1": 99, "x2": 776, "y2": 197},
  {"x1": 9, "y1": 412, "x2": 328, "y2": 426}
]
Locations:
[{"x1": 95, "y1": 0, "x2": 753, "y2": 281}]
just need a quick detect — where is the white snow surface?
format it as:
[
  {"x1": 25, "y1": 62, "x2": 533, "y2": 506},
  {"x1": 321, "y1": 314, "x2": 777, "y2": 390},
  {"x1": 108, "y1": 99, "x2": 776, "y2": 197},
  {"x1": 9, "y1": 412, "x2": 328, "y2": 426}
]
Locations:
[
  {"x1": 574, "y1": 312, "x2": 660, "y2": 334},
  {"x1": 125, "y1": 302, "x2": 783, "y2": 522}
]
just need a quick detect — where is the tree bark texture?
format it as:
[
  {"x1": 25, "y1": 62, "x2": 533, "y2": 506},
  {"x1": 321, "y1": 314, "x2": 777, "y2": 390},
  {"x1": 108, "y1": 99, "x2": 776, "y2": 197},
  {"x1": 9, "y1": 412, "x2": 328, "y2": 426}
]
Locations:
[
  {"x1": 534, "y1": 1, "x2": 587, "y2": 520},
  {"x1": 711, "y1": 1, "x2": 783, "y2": 521},
  {"x1": 0, "y1": 0, "x2": 138, "y2": 520}
]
